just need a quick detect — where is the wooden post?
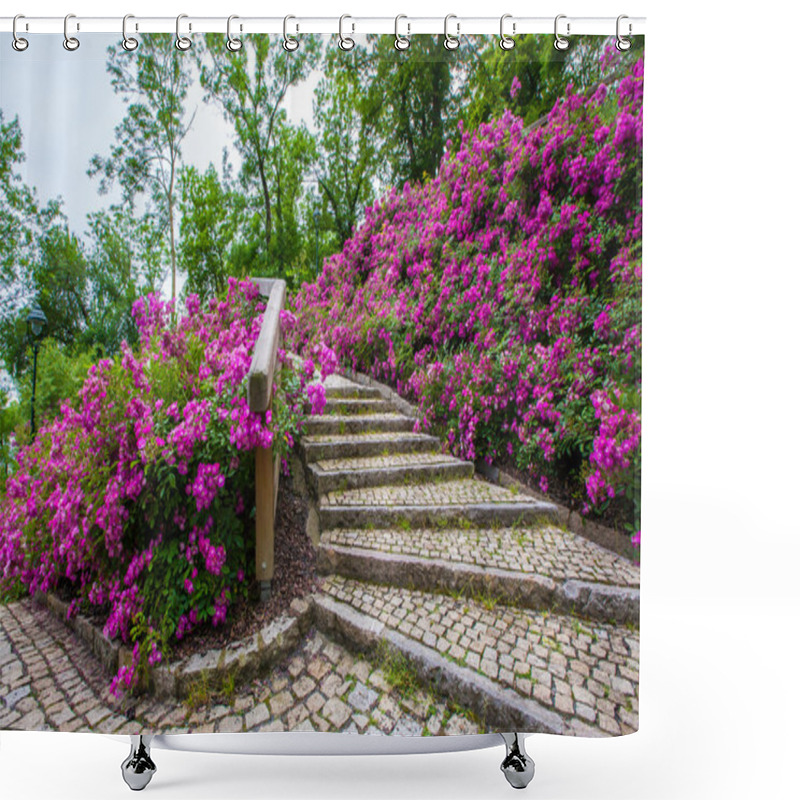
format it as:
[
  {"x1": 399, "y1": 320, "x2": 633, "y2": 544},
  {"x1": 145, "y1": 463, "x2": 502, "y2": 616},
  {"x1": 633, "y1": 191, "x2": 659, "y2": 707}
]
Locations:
[
  {"x1": 247, "y1": 278, "x2": 286, "y2": 605},
  {"x1": 255, "y1": 437, "x2": 274, "y2": 603}
]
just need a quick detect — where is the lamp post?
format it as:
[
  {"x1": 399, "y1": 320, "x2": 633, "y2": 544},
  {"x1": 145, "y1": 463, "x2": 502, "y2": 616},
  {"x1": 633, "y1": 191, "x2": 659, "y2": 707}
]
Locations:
[
  {"x1": 27, "y1": 304, "x2": 48, "y2": 437},
  {"x1": 313, "y1": 207, "x2": 321, "y2": 274}
]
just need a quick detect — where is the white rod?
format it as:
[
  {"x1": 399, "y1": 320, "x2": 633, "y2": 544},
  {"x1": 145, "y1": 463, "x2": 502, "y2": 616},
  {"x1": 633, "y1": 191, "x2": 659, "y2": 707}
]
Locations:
[{"x1": 0, "y1": 15, "x2": 646, "y2": 36}]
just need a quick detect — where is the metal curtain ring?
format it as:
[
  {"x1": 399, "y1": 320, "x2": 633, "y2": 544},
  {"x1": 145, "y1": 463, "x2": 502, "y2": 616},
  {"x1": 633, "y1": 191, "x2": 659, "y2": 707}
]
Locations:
[
  {"x1": 175, "y1": 13, "x2": 192, "y2": 51},
  {"x1": 499, "y1": 14, "x2": 515, "y2": 50},
  {"x1": 122, "y1": 14, "x2": 139, "y2": 52},
  {"x1": 616, "y1": 15, "x2": 632, "y2": 51},
  {"x1": 338, "y1": 15, "x2": 355, "y2": 51},
  {"x1": 12, "y1": 14, "x2": 29, "y2": 51},
  {"x1": 283, "y1": 15, "x2": 299, "y2": 51},
  {"x1": 554, "y1": 14, "x2": 570, "y2": 51},
  {"x1": 394, "y1": 15, "x2": 410, "y2": 51},
  {"x1": 443, "y1": 14, "x2": 460, "y2": 50},
  {"x1": 227, "y1": 15, "x2": 243, "y2": 51},
  {"x1": 63, "y1": 13, "x2": 80, "y2": 51}
]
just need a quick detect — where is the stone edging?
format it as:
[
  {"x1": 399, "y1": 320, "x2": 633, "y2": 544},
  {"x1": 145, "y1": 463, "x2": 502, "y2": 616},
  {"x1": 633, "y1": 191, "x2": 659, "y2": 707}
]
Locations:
[
  {"x1": 338, "y1": 368, "x2": 635, "y2": 561},
  {"x1": 37, "y1": 590, "x2": 314, "y2": 701},
  {"x1": 35, "y1": 591, "x2": 122, "y2": 677}
]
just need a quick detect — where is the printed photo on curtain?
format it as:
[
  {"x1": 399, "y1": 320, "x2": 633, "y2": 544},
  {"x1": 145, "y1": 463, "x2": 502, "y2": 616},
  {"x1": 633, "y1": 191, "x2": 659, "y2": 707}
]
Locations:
[{"x1": 0, "y1": 28, "x2": 643, "y2": 748}]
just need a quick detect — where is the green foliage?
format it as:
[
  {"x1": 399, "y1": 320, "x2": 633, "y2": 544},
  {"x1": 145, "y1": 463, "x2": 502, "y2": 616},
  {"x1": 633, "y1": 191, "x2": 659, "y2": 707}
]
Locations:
[
  {"x1": 14, "y1": 340, "x2": 96, "y2": 432},
  {"x1": 313, "y1": 41, "x2": 381, "y2": 248},
  {"x1": 464, "y1": 35, "x2": 645, "y2": 129},
  {"x1": 0, "y1": 389, "x2": 21, "y2": 491},
  {"x1": 88, "y1": 33, "x2": 193, "y2": 303},
  {"x1": 85, "y1": 205, "x2": 164, "y2": 353},
  {"x1": 366, "y1": 35, "x2": 469, "y2": 186},
  {"x1": 178, "y1": 163, "x2": 246, "y2": 302},
  {"x1": 196, "y1": 34, "x2": 321, "y2": 283}
]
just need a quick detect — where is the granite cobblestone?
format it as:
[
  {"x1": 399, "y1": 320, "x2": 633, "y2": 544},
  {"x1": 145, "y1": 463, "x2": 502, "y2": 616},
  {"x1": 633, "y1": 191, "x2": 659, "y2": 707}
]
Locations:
[
  {"x1": 323, "y1": 526, "x2": 639, "y2": 587},
  {"x1": 322, "y1": 576, "x2": 639, "y2": 735},
  {"x1": 323, "y1": 478, "x2": 535, "y2": 507},
  {"x1": 1, "y1": 599, "x2": 477, "y2": 736}
]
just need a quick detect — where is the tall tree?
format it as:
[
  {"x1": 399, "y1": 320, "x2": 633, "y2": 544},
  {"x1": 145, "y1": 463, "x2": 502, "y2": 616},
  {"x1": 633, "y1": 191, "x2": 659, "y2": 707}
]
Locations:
[
  {"x1": 88, "y1": 34, "x2": 194, "y2": 303},
  {"x1": 196, "y1": 34, "x2": 320, "y2": 273},
  {"x1": 313, "y1": 41, "x2": 382, "y2": 248},
  {"x1": 366, "y1": 35, "x2": 468, "y2": 186},
  {"x1": 178, "y1": 163, "x2": 246, "y2": 301},
  {"x1": 464, "y1": 35, "x2": 644, "y2": 129},
  {"x1": 0, "y1": 112, "x2": 58, "y2": 372},
  {"x1": 84, "y1": 205, "x2": 165, "y2": 352}
]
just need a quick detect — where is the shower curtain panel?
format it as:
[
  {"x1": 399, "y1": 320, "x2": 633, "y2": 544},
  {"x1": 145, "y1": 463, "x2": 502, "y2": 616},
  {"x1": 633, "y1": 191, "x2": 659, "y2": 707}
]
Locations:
[{"x1": 0, "y1": 27, "x2": 642, "y2": 744}]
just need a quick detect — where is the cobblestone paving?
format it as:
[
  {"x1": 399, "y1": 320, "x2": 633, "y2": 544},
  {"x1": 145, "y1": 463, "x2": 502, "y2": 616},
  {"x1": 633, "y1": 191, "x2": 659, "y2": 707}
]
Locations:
[
  {"x1": 1, "y1": 599, "x2": 480, "y2": 736},
  {"x1": 0, "y1": 599, "x2": 130, "y2": 734},
  {"x1": 323, "y1": 478, "x2": 535, "y2": 507},
  {"x1": 304, "y1": 431, "x2": 435, "y2": 445},
  {"x1": 322, "y1": 576, "x2": 639, "y2": 736},
  {"x1": 143, "y1": 629, "x2": 482, "y2": 736},
  {"x1": 309, "y1": 412, "x2": 412, "y2": 426},
  {"x1": 324, "y1": 397, "x2": 389, "y2": 410},
  {"x1": 322, "y1": 526, "x2": 640, "y2": 587},
  {"x1": 322, "y1": 375, "x2": 374, "y2": 395},
  {"x1": 315, "y1": 452, "x2": 463, "y2": 472}
]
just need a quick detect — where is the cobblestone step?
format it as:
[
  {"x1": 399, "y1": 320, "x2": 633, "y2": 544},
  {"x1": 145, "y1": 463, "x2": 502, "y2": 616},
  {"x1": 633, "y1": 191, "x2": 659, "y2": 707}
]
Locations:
[
  {"x1": 300, "y1": 431, "x2": 440, "y2": 463},
  {"x1": 322, "y1": 375, "x2": 383, "y2": 399},
  {"x1": 316, "y1": 576, "x2": 639, "y2": 737},
  {"x1": 316, "y1": 526, "x2": 639, "y2": 625},
  {"x1": 318, "y1": 479, "x2": 558, "y2": 530},
  {"x1": 308, "y1": 452, "x2": 474, "y2": 494},
  {"x1": 320, "y1": 397, "x2": 396, "y2": 416},
  {"x1": 303, "y1": 413, "x2": 416, "y2": 437}
]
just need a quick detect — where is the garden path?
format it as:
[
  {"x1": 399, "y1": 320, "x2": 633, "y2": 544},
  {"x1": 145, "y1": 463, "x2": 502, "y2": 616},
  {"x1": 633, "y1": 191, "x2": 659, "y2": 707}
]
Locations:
[
  {"x1": 0, "y1": 599, "x2": 474, "y2": 735},
  {"x1": 302, "y1": 373, "x2": 641, "y2": 736}
]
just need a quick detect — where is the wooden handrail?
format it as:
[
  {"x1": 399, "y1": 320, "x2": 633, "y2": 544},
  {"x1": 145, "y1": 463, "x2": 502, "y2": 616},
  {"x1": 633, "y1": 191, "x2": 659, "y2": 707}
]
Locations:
[{"x1": 247, "y1": 277, "x2": 286, "y2": 602}]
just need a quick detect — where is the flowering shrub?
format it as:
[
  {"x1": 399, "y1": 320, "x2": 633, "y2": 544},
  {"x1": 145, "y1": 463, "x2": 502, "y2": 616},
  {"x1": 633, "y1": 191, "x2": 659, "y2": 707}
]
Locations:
[
  {"x1": 0, "y1": 279, "x2": 335, "y2": 692},
  {"x1": 289, "y1": 52, "x2": 643, "y2": 541}
]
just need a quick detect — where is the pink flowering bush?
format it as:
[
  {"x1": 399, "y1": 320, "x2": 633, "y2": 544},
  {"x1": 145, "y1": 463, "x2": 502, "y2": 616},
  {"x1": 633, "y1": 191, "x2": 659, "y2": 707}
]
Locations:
[
  {"x1": 289, "y1": 52, "x2": 642, "y2": 541},
  {"x1": 0, "y1": 279, "x2": 335, "y2": 693}
]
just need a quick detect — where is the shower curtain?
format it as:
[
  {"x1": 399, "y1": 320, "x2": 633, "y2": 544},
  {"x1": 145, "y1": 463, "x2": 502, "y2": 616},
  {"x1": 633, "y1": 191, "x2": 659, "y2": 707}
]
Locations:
[{"x1": 0, "y1": 29, "x2": 642, "y2": 739}]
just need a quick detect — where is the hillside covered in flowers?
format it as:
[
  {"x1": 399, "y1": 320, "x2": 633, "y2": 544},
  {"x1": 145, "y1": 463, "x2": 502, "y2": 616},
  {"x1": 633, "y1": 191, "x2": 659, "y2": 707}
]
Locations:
[{"x1": 289, "y1": 54, "x2": 643, "y2": 541}]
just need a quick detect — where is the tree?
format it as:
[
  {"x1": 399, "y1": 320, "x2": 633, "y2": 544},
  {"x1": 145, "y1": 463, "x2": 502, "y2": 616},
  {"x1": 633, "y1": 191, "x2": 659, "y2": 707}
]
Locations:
[
  {"x1": 464, "y1": 35, "x2": 645, "y2": 129},
  {"x1": 178, "y1": 163, "x2": 246, "y2": 301},
  {"x1": 88, "y1": 34, "x2": 194, "y2": 304},
  {"x1": 196, "y1": 34, "x2": 320, "y2": 274},
  {"x1": 313, "y1": 41, "x2": 381, "y2": 248},
  {"x1": 84, "y1": 205, "x2": 165, "y2": 353},
  {"x1": 365, "y1": 35, "x2": 469, "y2": 186},
  {"x1": 0, "y1": 111, "x2": 59, "y2": 377}
]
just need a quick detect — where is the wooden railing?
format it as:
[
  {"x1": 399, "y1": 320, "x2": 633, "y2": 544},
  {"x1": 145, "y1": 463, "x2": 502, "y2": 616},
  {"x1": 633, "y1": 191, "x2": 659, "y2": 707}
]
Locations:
[{"x1": 247, "y1": 277, "x2": 286, "y2": 602}]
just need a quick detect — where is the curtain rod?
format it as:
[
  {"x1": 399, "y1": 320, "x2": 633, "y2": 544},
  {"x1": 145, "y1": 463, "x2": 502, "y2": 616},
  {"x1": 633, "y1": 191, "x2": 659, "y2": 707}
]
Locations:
[{"x1": 0, "y1": 16, "x2": 646, "y2": 37}]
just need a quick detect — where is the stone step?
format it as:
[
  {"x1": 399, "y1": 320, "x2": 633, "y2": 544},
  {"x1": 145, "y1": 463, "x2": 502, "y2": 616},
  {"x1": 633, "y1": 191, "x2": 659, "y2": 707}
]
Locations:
[
  {"x1": 320, "y1": 397, "x2": 396, "y2": 416},
  {"x1": 322, "y1": 375, "x2": 383, "y2": 400},
  {"x1": 316, "y1": 526, "x2": 639, "y2": 625},
  {"x1": 303, "y1": 413, "x2": 415, "y2": 437},
  {"x1": 307, "y1": 452, "x2": 474, "y2": 495},
  {"x1": 300, "y1": 432, "x2": 440, "y2": 463},
  {"x1": 313, "y1": 577, "x2": 639, "y2": 737},
  {"x1": 318, "y1": 479, "x2": 558, "y2": 531}
]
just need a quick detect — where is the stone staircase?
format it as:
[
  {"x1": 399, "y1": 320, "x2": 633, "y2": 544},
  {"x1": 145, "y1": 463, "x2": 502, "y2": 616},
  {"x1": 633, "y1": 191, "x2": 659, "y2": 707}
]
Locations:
[{"x1": 300, "y1": 373, "x2": 640, "y2": 737}]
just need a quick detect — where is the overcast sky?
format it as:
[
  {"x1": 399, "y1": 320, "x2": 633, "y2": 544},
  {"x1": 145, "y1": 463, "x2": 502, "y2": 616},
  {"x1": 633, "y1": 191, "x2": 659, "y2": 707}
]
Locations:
[{"x1": 0, "y1": 32, "x2": 319, "y2": 241}]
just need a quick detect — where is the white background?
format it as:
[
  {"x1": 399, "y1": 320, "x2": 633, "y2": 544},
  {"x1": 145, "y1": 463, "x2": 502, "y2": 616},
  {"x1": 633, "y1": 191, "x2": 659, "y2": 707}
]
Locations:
[{"x1": 2, "y1": 1, "x2": 799, "y2": 798}]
